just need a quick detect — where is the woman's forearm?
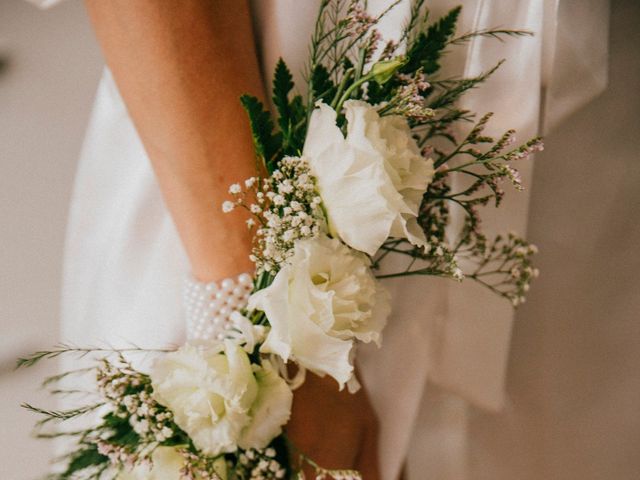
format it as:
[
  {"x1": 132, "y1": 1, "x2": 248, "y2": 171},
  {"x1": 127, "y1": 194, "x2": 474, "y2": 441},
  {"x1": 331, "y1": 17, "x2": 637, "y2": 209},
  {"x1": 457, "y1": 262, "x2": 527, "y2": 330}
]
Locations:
[{"x1": 84, "y1": 0, "x2": 263, "y2": 281}]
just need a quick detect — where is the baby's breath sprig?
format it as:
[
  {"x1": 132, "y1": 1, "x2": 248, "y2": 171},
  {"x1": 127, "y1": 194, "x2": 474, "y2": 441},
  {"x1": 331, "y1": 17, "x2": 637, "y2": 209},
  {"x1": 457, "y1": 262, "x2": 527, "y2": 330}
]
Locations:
[
  {"x1": 179, "y1": 449, "x2": 225, "y2": 480},
  {"x1": 462, "y1": 233, "x2": 539, "y2": 306},
  {"x1": 225, "y1": 157, "x2": 325, "y2": 274},
  {"x1": 97, "y1": 356, "x2": 176, "y2": 443},
  {"x1": 294, "y1": 455, "x2": 362, "y2": 480},
  {"x1": 234, "y1": 447, "x2": 287, "y2": 479}
]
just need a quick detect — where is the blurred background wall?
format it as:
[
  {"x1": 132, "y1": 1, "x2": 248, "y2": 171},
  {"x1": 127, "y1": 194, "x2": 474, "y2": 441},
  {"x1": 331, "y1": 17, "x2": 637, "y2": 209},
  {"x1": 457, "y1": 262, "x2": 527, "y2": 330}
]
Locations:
[
  {"x1": 1, "y1": 1, "x2": 638, "y2": 479},
  {"x1": 468, "y1": 1, "x2": 640, "y2": 479},
  {"x1": 0, "y1": 1, "x2": 101, "y2": 477}
]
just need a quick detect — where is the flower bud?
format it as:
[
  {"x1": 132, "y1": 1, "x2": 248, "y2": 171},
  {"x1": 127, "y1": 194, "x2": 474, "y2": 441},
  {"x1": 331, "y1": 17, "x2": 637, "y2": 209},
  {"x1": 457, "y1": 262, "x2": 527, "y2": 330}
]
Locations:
[{"x1": 371, "y1": 57, "x2": 405, "y2": 84}]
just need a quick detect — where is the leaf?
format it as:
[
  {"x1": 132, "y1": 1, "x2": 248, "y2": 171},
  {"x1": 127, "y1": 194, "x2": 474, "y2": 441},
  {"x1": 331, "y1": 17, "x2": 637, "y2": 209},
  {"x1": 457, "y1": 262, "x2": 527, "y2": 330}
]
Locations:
[
  {"x1": 403, "y1": 6, "x2": 461, "y2": 75},
  {"x1": 427, "y1": 60, "x2": 504, "y2": 110},
  {"x1": 273, "y1": 58, "x2": 294, "y2": 130},
  {"x1": 368, "y1": 7, "x2": 460, "y2": 104},
  {"x1": 448, "y1": 28, "x2": 533, "y2": 46},
  {"x1": 240, "y1": 94, "x2": 282, "y2": 172},
  {"x1": 22, "y1": 402, "x2": 105, "y2": 426},
  {"x1": 272, "y1": 58, "x2": 307, "y2": 155},
  {"x1": 310, "y1": 64, "x2": 336, "y2": 103},
  {"x1": 287, "y1": 94, "x2": 307, "y2": 154},
  {"x1": 63, "y1": 445, "x2": 109, "y2": 478}
]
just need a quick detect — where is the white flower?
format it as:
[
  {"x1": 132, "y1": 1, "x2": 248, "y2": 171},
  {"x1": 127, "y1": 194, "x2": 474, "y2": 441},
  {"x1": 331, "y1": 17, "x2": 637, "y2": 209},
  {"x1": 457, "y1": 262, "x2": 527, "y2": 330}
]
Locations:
[
  {"x1": 229, "y1": 183, "x2": 242, "y2": 194},
  {"x1": 248, "y1": 235, "x2": 390, "y2": 388},
  {"x1": 117, "y1": 447, "x2": 229, "y2": 480},
  {"x1": 303, "y1": 100, "x2": 434, "y2": 255},
  {"x1": 222, "y1": 201, "x2": 235, "y2": 213},
  {"x1": 239, "y1": 359, "x2": 295, "y2": 448},
  {"x1": 150, "y1": 342, "x2": 292, "y2": 456},
  {"x1": 228, "y1": 311, "x2": 267, "y2": 353},
  {"x1": 115, "y1": 447, "x2": 183, "y2": 480}
]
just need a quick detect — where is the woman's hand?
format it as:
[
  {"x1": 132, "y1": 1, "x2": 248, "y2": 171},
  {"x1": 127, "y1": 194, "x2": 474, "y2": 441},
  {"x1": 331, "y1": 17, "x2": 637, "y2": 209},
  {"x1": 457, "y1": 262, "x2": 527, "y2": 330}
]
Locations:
[{"x1": 286, "y1": 373, "x2": 381, "y2": 479}]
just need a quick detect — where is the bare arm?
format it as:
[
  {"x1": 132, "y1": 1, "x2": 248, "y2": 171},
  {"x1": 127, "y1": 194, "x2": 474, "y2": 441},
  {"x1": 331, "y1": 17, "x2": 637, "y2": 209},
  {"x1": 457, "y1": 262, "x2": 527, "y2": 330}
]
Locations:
[
  {"x1": 84, "y1": 1, "x2": 380, "y2": 476},
  {"x1": 85, "y1": 0, "x2": 260, "y2": 281}
]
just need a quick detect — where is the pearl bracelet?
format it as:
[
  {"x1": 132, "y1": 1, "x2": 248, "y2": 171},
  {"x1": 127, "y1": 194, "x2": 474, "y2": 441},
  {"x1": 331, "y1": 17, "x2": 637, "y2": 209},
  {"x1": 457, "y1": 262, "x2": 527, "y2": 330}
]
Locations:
[{"x1": 183, "y1": 272, "x2": 254, "y2": 343}]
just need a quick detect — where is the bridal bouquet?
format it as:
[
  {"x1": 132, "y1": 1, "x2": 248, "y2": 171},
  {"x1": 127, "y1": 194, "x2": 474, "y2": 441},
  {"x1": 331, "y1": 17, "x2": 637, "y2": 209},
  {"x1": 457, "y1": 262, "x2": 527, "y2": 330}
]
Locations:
[{"x1": 20, "y1": 1, "x2": 541, "y2": 479}]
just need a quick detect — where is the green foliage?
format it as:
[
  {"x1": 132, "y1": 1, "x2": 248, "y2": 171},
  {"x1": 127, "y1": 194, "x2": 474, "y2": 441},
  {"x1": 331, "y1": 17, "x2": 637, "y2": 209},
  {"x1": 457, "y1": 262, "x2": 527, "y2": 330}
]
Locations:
[
  {"x1": 403, "y1": 6, "x2": 461, "y2": 75},
  {"x1": 61, "y1": 445, "x2": 108, "y2": 479},
  {"x1": 273, "y1": 59, "x2": 294, "y2": 117},
  {"x1": 368, "y1": 6, "x2": 463, "y2": 105},
  {"x1": 310, "y1": 64, "x2": 337, "y2": 103},
  {"x1": 21, "y1": 402, "x2": 104, "y2": 427},
  {"x1": 427, "y1": 60, "x2": 504, "y2": 111},
  {"x1": 400, "y1": 0, "x2": 428, "y2": 45},
  {"x1": 240, "y1": 95, "x2": 282, "y2": 173},
  {"x1": 448, "y1": 28, "x2": 533, "y2": 46},
  {"x1": 272, "y1": 59, "x2": 307, "y2": 155},
  {"x1": 16, "y1": 344, "x2": 171, "y2": 370}
]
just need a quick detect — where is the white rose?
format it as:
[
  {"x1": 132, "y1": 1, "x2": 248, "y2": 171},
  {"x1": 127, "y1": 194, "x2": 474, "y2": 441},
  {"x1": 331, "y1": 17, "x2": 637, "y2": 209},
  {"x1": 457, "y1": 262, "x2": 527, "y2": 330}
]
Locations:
[
  {"x1": 150, "y1": 342, "x2": 292, "y2": 457},
  {"x1": 248, "y1": 235, "x2": 390, "y2": 388},
  {"x1": 303, "y1": 100, "x2": 434, "y2": 255}
]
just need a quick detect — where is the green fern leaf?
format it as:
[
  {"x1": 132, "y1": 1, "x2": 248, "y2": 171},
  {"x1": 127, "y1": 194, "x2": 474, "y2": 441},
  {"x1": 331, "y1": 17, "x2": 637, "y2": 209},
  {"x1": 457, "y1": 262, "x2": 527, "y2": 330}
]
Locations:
[
  {"x1": 404, "y1": 6, "x2": 461, "y2": 75},
  {"x1": 272, "y1": 58, "x2": 307, "y2": 155},
  {"x1": 310, "y1": 64, "x2": 337, "y2": 103},
  {"x1": 240, "y1": 94, "x2": 282, "y2": 172},
  {"x1": 273, "y1": 58, "x2": 294, "y2": 130}
]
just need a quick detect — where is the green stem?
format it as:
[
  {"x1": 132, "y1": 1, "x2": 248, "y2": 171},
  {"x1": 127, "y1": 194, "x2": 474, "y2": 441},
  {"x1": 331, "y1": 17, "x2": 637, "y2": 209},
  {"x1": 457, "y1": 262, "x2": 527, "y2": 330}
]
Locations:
[
  {"x1": 376, "y1": 268, "x2": 447, "y2": 279},
  {"x1": 334, "y1": 73, "x2": 374, "y2": 113},
  {"x1": 330, "y1": 68, "x2": 355, "y2": 109}
]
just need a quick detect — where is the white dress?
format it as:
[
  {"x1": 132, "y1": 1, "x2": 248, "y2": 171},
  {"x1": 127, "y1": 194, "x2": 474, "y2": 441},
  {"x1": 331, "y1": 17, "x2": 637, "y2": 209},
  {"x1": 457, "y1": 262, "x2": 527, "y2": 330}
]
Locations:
[{"x1": 27, "y1": 1, "x2": 610, "y2": 478}]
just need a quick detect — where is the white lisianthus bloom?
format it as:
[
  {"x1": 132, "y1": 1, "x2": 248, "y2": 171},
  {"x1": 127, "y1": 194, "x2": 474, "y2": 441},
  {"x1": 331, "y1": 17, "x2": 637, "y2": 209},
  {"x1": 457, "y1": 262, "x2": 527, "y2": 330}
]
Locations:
[
  {"x1": 150, "y1": 342, "x2": 292, "y2": 457},
  {"x1": 248, "y1": 235, "x2": 391, "y2": 388},
  {"x1": 116, "y1": 447, "x2": 183, "y2": 480},
  {"x1": 116, "y1": 447, "x2": 228, "y2": 480},
  {"x1": 303, "y1": 100, "x2": 434, "y2": 256}
]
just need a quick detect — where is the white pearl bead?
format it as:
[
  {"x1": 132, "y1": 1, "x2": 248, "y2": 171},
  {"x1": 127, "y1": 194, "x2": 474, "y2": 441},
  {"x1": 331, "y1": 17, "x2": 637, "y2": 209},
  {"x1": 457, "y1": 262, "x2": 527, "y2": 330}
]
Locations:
[
  {"x1": 184, "y1": 271, "x2": 254, "y2": 343},
  {"x1": 232, "y1": 286, "x2": 245, "y2": 298}
]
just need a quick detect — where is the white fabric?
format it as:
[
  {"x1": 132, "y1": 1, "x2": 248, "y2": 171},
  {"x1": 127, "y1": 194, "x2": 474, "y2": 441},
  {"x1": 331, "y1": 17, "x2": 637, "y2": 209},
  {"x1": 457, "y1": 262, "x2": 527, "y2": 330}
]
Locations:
[
  {"x1": 25, "y1": 0, "x2": 67, "y2": 8},
  {"x1": 432, "y1": 0, "x2": 545, "y2": 412},
  {"x1": 30, "y1": 0, "x2": 608, "y2": 478}
]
